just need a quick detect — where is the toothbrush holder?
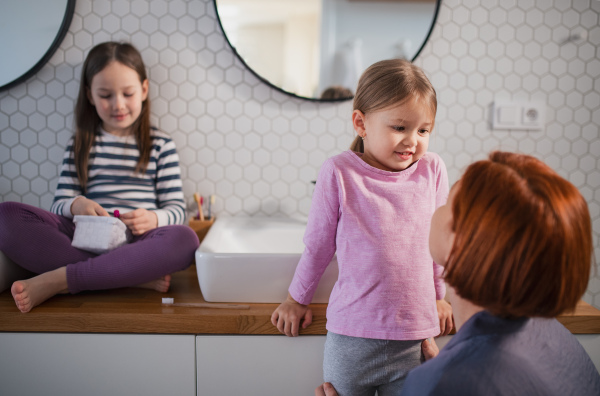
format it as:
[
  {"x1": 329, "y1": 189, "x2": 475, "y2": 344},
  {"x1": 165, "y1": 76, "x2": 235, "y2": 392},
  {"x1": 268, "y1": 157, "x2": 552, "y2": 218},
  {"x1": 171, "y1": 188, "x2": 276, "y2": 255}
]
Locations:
[{"x1": 188, "y1": 216, "x2": 215, "y2": 244}]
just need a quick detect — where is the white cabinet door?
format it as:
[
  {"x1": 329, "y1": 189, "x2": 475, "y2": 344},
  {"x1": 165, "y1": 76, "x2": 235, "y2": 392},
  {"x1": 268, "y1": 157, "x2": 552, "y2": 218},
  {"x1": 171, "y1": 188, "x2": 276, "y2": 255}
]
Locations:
[
  {"x1": 576, "y1": 334, "x2": 600, "y2": 371},
  {"x1": 0, "y1": 333, "x2": 196, "y2": 396},
  {"x1": 196, "y1": 335, "x2": 326, "y2": 396}
]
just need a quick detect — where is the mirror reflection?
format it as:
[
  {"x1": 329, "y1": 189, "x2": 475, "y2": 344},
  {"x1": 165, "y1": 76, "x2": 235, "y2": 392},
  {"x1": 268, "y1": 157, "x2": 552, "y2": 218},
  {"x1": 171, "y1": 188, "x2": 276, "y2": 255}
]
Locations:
[
  {"x1": 215, "y1": 0, "x2": 439, "y2": 100},
  {"x1": 0, "y1": 0, "x2": 73, "y2": 91}
]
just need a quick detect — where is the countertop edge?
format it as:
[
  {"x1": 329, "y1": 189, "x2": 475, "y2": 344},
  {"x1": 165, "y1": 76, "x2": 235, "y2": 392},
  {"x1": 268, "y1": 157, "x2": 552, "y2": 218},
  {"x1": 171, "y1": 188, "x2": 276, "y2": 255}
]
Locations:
[{"x1": 1, "y1": 267, "x2": 599, "y2": 335}]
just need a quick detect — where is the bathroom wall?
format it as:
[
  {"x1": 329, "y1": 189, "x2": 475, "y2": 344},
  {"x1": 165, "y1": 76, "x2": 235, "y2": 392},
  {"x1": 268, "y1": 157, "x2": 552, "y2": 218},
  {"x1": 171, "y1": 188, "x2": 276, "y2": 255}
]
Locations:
[{"x1": 0, "y1": 0, "x2": 599, "y2": 307}]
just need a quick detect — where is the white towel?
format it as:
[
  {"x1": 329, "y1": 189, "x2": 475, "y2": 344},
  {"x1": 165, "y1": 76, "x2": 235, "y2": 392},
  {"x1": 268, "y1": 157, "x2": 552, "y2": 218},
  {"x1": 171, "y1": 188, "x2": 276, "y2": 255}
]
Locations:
[{"x1": 72, "y1": 216, "x2": 131, "y2": 255}]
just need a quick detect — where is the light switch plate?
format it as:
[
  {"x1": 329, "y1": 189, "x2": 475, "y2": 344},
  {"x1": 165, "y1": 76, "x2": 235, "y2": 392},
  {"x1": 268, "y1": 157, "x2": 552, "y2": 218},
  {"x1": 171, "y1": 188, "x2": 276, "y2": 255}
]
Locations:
[
  {"x1": 492, "y1": 101, "x2": 545, "y2": 130},
  {"x1": 498, "y1": 105, "x2": 518, "y2": 125}
]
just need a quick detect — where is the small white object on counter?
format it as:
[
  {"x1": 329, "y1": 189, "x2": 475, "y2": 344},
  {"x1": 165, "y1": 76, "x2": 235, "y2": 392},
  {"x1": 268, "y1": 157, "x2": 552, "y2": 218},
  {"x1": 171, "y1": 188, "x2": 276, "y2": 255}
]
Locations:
[{"x1": 72, "y1": 215, "x2": 131, "y2": 254}]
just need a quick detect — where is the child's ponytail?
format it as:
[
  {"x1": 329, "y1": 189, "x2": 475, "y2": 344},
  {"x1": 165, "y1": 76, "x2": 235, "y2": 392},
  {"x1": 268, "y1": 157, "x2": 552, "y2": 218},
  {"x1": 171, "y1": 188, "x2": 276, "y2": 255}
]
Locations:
[{"x1": 349, "y1": 136, "x2": 364, "y2": 153}]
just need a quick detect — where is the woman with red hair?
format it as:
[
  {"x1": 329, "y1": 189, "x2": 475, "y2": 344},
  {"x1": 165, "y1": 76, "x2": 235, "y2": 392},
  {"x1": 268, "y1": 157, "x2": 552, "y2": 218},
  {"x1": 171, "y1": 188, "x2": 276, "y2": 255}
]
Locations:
[{"x1": 318, "y1": 151, "x2": 600, "y2": 395}]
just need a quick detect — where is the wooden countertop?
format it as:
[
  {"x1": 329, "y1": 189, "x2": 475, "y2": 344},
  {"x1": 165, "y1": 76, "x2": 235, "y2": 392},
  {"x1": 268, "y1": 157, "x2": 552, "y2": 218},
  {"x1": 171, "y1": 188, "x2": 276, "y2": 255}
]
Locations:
[{"x1": 1, "y1": 265, "x2": 599, "y2": 335}]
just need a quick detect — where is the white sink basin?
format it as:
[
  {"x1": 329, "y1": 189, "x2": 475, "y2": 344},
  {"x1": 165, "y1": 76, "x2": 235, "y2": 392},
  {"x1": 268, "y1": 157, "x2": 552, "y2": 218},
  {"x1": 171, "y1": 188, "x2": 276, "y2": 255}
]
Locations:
[{"x1": 195, "y1": 217, "x2": 338, "y2": 303}]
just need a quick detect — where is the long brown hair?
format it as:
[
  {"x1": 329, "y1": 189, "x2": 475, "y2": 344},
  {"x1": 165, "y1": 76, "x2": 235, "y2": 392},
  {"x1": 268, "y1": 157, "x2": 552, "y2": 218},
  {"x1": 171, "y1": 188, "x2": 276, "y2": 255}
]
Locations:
[
  {"x1": 444, "y1": 151, "x2": 593, "y2": 318},
  {"x1": 350, "y1": 59, "x2": 437, "y2": 152},
  {"x1": 73, "y1": 42, "x2": 151, "y2": 190}
]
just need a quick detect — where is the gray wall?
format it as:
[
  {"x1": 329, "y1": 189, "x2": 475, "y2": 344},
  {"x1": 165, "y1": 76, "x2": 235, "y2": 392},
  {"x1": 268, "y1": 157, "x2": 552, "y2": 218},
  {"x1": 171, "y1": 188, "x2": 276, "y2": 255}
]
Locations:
[{"x1": 1, "y1": 0, "x2": 599, "y2": 307}]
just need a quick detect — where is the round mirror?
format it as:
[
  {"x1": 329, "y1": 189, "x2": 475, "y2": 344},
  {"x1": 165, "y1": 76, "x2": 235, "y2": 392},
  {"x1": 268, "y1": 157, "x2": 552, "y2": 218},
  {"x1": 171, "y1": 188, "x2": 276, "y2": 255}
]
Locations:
[
  {"x1": 0, "y1": 0, "x2": 76, "y2": 92},
  {"x1": 214, "y1": 0, "x2": 441, "y2": 101}
]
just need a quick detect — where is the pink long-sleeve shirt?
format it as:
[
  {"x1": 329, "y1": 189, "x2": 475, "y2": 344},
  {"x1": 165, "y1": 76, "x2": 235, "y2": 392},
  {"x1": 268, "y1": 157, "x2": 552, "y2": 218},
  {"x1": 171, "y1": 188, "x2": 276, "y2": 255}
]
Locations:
[{"x1": 289, "y1": 150, "x2": 449, "y2": 340}]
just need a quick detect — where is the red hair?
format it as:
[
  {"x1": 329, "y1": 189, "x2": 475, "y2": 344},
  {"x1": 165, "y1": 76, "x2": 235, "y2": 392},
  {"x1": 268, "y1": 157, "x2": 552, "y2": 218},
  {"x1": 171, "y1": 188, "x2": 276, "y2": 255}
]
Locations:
[{"x1": 444, "y1": 151, "x2": 592, "y2": 318}]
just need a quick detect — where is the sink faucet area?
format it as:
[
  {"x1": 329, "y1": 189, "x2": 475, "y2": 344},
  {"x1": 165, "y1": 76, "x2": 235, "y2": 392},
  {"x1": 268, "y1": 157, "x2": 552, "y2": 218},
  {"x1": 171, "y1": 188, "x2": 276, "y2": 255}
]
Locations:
[{"x1": 195, "y1": 216, "x2": 339, "y2": 303}]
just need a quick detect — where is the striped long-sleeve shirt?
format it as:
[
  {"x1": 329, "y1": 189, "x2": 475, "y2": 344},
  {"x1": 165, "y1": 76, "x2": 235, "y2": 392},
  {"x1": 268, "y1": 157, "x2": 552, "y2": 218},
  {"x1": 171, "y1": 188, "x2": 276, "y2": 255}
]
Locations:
[{"x1": 51, "y1": 128, "x2": 186, "y2": 226}]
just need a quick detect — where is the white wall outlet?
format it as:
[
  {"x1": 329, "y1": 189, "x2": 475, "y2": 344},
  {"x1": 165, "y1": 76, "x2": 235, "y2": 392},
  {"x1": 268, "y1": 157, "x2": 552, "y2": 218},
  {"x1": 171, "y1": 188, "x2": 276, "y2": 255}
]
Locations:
[
  {"x1": 522, "y1": 105, "x2": 543, "y2": 126},
  {"x1": 492, "y1": 101, "x2": 545, "y2": 130}
]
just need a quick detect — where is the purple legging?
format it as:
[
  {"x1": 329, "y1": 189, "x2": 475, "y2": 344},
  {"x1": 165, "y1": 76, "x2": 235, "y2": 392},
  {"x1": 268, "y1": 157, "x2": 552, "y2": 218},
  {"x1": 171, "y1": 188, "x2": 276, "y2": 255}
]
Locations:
[{"x1": 0, "y1": 202, "x2": 199, "y2": 293}]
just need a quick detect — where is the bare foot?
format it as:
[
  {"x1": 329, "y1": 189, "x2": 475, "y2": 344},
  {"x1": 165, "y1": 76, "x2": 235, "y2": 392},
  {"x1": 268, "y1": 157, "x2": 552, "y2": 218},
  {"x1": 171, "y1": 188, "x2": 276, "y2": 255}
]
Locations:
[
  {"x1": 137, "y1": 274, "x2": 171, "y2": 293},
  {"x1": 11, "y1": 267, "x2": 68, "y2": 313}
]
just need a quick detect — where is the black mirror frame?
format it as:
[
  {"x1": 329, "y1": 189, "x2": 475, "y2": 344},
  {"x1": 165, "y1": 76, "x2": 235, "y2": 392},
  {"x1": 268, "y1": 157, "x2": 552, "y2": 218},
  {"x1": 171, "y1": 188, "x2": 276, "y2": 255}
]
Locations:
[
  {"x1": 213, "y1": 0, "x2": 442, "y2": 103},
  {"x1": 0, "y1": 0, "x2": 76, "y2": 92}
]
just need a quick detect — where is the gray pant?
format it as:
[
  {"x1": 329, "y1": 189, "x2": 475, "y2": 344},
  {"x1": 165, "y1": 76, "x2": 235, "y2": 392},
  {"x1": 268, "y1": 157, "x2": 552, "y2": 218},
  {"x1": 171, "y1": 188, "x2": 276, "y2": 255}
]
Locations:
[{"x1": 323, "y1": 332, "x2": 423, "y2": 396}]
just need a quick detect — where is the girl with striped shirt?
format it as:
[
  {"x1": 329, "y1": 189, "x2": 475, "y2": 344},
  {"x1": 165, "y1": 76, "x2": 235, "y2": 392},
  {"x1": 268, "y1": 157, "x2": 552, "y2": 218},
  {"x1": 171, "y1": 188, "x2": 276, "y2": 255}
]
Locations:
[{"x1": 0, "y1": 42, "x2": 199, "y2": 313}]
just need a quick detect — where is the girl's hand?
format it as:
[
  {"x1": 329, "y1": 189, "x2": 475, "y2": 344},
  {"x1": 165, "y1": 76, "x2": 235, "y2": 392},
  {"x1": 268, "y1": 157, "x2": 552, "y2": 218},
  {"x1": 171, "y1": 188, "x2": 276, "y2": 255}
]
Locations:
[
  {"x1": 436, "y1": 299, "x2": 453, "y2": 336},
  {"x1": 71, "y1": 197, "x2": 109, "y2": 217},
  {"x1": 271, "y1": 293, "x2": 313, "y2": 337},
  {"x1": 315, "y1": 383, "x2": 339, "y2": 396},
  {"x1": 421, "y1": 337, "x2": 439, "y2": 361},
  {"x1": 119, "y1": 208, "x2": 158, "y2": 235}
]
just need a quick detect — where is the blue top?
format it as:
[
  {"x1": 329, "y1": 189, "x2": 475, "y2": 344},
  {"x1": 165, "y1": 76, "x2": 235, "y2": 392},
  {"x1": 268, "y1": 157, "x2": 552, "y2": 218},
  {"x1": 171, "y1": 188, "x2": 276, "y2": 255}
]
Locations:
[{"x1": 401, "y1": 310, "x2": 600, "y2": 396}]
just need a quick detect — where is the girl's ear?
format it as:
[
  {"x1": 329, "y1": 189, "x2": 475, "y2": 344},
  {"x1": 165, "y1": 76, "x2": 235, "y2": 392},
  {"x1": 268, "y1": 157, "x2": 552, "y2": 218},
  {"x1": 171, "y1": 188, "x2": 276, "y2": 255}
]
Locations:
[
  {"x1": 352, "y1": 110, "x2": 367, "y2": 137},
  {"x1": 141, "y1": 79, "x2": 149, "y2": 101}
]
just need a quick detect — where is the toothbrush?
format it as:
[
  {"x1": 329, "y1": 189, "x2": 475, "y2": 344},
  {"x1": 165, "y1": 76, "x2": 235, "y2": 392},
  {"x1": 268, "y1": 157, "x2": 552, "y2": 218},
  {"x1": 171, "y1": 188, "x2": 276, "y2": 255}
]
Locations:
[
  {"x1": 199, "y1": 195, "x2": 205, "y2": 221},
  {"x1": 162, "y1": 297, "x2": 249, "y2": 310},
  {"x1": 208, "y1": 195, "x2": 215, "y2": 219},
  {"x1": 114, "y1": 210, "x2": 120, "y2": 218},
  {"x1": 193, "y1": 193, "x2": 204, "y2": 221}
]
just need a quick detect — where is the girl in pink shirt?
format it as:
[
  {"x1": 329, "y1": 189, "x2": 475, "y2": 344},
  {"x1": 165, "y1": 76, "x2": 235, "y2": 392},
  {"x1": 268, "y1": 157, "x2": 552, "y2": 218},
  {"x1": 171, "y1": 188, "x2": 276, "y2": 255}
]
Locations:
[{"x1": 272, "y1": 59, "x2": 453, "y2": 395}]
